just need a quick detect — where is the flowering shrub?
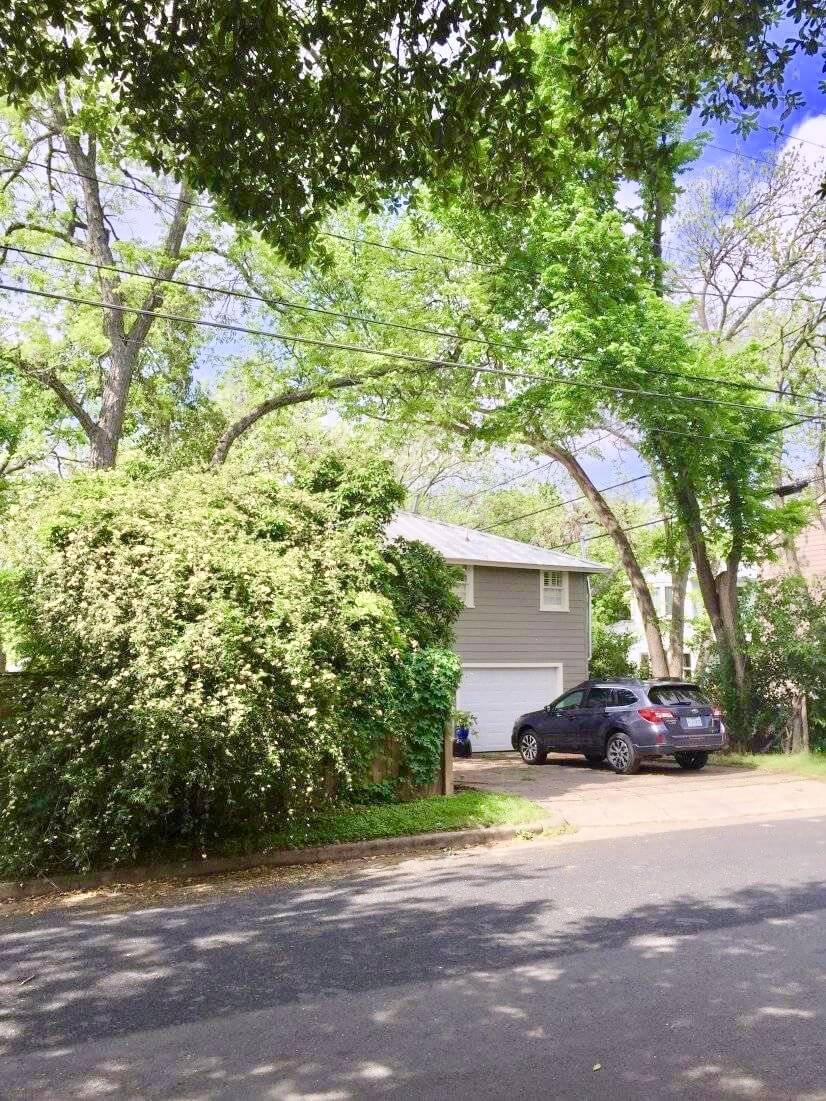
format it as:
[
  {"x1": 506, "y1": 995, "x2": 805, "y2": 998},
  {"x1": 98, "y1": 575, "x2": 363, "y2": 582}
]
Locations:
[{"x1": 0, "y1": 461, "x2": 461, "y2": 873}]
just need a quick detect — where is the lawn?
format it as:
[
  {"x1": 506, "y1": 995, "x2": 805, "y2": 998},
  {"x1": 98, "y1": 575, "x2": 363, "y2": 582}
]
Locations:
[
  {"x1": 717, "y1": 752, "x2": 826, "y2": 779},
  {"x1": 259, "y1": 790, "x2": 550, "y2": 851}
]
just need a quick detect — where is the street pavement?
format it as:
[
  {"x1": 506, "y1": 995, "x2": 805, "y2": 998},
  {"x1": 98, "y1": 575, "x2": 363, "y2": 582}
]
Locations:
[
  {"x1": 3, "y1": 815, "x2": 826, "y2": 1099},
  {"x1": 457, "y1": 752, "x2": 826, "y2": 830}
]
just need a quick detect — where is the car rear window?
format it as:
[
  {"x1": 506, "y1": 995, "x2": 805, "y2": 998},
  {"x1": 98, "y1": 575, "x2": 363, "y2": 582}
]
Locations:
[
  {"x1": 648, "y1": 685, "x2": 709, "y2": 706},
  {"x1": 613, "y1": 689, "x2": 639, "y2": 706}
]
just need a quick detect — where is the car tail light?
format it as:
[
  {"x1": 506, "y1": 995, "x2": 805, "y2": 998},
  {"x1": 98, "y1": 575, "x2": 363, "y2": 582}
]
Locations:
[{"x1": 638, "y1": 707, "x2": 675, "y2": 724}]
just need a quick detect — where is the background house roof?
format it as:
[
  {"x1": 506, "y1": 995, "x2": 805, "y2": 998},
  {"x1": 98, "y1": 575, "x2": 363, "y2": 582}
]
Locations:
[{"x1": 386, "y1": 511, "x2": 611, "y2": 573}]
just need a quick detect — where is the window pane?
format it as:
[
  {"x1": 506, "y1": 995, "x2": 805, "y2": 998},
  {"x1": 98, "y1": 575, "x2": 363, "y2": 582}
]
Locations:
[
  {"x1": 556, "y1": 689, "x2": 585, "y2": 710},
  {"x1": 453, "y1": 567, "x2": 471, "y2": 607},
  {"x1": 649, "y1": 685, "x2": 709, "y2": 706},
  {"x1": 613, "y1": 689, "x2": 639, "y2": 706},
  {"x1": 542, "y1": 570, "x2": 565, "y2": 608},
  {"x1": 663, "y1": 586, "x2": 674, "y2": 615},
  {"x1": 585, "y1": 687, "x2": 612, "y2": 708}
]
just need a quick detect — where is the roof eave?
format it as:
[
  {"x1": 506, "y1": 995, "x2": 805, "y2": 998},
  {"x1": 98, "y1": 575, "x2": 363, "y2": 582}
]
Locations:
[{"x1": 443, "y1": 556, "x2": 612, "y2": 573}]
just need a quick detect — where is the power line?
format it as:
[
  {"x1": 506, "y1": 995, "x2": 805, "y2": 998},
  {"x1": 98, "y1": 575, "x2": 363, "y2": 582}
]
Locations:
[
  {"x1": 488, "y1": 474, "x2": 652, "y2": 529},
  {"x1": 729, "y1": 116, "x2": 826, "y2": 154},
  {"x1": 0, "y1": 244, "x2": 515, "y2": 354},
  {"x1": 3, "y1": 280, "x2": 823, "y2": 429},
  {"x1": 12, "y1": 241, "x2": 826, "y2": 408},
  {"x1": 3, "y1": 153, "x2": 824, "y2": 310},
  {"x1": 319, "y1": 230, "x2": 533, "y2": 275},
  {"x1": 455, "y1": 432, "x2": 618, "y2": 502},
  {"x1": 0, "y1": 152, "x2": 534, "y2": 276},
  {"x1": 457, "y1": 459, "x2": 558, "y2": 501},
  {"x1": 0, "y1": 153, "x2": 213, "y2": 210},
  {"x1": 707, "y1": 142, "x2": 778, "y2": 166},
  {"x1": 550, "y1": 515, "x2": 675, "y2": 550}
]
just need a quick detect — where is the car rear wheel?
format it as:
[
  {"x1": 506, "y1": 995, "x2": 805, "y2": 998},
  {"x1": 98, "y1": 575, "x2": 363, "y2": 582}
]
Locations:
[
  {"x1": 675, "y1": 751, "x2": 709, "y2": 771},
  {"x1": 519, "y1": 730, "x2": 547, "y2": 765},
  {"x1": 605, "y1": 733, "x2": 640, "y2": 775}
]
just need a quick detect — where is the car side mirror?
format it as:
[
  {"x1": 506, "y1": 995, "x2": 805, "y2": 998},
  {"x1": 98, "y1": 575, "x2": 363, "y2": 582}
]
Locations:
[{"x1": 544, "y1": 704, "x2": 554, "y2": 713}]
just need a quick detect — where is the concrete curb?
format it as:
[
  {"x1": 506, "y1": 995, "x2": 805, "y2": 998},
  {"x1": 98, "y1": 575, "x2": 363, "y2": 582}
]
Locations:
[{"x1": 0, "y1": 819, "x2": 560, "y2": 902}]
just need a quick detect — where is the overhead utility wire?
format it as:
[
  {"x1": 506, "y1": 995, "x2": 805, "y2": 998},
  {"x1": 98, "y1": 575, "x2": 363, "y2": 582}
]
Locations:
[
  {"x1": 456, "y1": 432, "x2": 618, "y2": 502},
  {"x1": 2, "y1": 154, "x2": 824, "y2": 307},
  {"x1": 488, "y1": 474, "x2": 652, "y2": 529},
  {"x1": 2, "y1": 280, "x2": 823, "y2": 430},
  {"x1": 728, "y1": 116, "x2": 826, "y2": 153},
  {"x1": 550, "y1": 515, "x2": 675, "y2": 550},
  {"x1": 0, "y1": 244, "x2": 509, "y2": 353},
  {"x1": 0, "y1": 153, "x2": 534, "y2": 276},
  {"x1": 3, "y1": 244, "x2": 824, "y2": 412}
]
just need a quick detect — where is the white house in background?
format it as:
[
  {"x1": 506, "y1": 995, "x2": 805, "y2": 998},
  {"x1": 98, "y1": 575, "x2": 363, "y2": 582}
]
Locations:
[
  {"x1": 616, "y1": 570, "x2": 704, "y2": 678},
  {"x1": 617, "y1": 566, "x2": 758, "y2": 677},
  {"x1": 386, "y1": 511, "x2": 610, "y2": 751}
]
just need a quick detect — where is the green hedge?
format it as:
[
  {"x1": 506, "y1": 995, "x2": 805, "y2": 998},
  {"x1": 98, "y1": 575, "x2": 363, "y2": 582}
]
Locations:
[{"x1": 0, "y1": 459, "x2": 461, "y2": 874}]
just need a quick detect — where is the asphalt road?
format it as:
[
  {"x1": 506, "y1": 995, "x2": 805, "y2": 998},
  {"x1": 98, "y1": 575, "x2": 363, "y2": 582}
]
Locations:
[{"x1": 4, "y1": 818, "x2": 826, "y2": 1100}]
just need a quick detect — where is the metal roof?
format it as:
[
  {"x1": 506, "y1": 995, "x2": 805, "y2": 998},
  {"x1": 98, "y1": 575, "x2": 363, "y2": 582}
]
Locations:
[{"x1": 386, "y1": 511, "x2": 611, "y2": 573}]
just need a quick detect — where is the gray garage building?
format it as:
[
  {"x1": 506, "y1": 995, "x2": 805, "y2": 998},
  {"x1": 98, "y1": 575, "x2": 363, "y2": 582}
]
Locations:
[{"x1": 386, "y1": 512, "x2": 610, "y2": 751}]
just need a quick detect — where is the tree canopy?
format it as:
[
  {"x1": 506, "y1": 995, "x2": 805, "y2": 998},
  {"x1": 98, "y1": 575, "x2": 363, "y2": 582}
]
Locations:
[{"x1": 1, "y1": 4, "x2": 824, "y2": 255}]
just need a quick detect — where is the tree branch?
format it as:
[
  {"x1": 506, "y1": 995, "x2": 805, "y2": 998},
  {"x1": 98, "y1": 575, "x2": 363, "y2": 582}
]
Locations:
[
  {"x1": 211, "y1": 365, "x2": 395, "y2": 465},
  {"x1": 3, "y1": 347, "x2": 98, "y2": 441}
]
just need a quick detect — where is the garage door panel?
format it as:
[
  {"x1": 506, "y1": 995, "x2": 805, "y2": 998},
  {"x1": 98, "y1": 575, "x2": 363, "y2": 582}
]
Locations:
[{"x1": 456, "y1": 666, "x2": 561, "y2": 752}]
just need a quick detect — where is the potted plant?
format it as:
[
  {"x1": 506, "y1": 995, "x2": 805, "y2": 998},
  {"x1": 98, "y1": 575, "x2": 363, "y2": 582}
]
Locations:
[{"x1": 453, "y1": 709, "x2": 477, "y2": 758}]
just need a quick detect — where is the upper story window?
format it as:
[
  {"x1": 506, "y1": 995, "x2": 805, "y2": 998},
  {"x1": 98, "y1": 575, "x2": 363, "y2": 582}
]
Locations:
[
  {"x1": 454, "y1": 565, "x2": 475, "y2": 608},
  {"x1": 540, "y1": 569, "x2": 569, "y2": 611},
  {"x1": 663, "y1": 585, "x2": 674, "y2": 616}
]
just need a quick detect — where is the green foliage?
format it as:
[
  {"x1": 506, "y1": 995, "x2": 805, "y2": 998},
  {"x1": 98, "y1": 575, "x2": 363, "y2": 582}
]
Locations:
[
  {"x1": 262, "y1": 791, "x2": 548, "y2": 850},
  {"x1": 700, "y1": 577, "x2": 826, "y2": 749},
  {"x1": 2, "y1": 4, "x2": 814, "y2": 256},
  {"x1": 558, "y1": 2, "x2": 825, "y2": 129},
  {"x1": 589, "y1": 622, "x2": 638, "y2": 681},
  {"x1": 0, "y1": 4, "x2": 546, "y2": 257},
  {"x1": 0, "y1": 456, "x2": 461, "y2": 874}
]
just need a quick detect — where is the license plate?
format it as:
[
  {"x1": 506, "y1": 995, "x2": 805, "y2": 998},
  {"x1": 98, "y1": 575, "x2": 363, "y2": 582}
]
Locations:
[{"x1": 684, "y1": 716, "x2": 703, "y2": 729}]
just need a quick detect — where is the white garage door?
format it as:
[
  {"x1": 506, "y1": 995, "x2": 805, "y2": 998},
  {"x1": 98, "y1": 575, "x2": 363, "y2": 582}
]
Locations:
[{"x1": 456, "y1": 665, "x2": 562, "y2": 752}]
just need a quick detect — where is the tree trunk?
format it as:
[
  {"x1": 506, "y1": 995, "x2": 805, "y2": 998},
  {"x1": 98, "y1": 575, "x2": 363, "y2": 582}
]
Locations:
[
  {"x1": 54, "y1": 103, "x2": 192, "y2": 470},
  {"x1": 525, "y1": 434, "x2": 670, "y2": 676},
  {"x1": 210, "y1": 366, "x2": 393, "y2": 466},
  {"x1": 667, "y1": 561, "x2": 690, "y2": 677},
  {"x1": 668, "y1": 469, "x2": 752, "y2": 741},
  {"x1": 785, "y1": 692, "x2": 809, "y2": 754}
]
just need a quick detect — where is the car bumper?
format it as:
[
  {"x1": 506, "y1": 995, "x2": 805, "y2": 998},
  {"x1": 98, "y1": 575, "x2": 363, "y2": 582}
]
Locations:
[{"x1": 639, "y1": 736, "x2": 728, "y2": 756}]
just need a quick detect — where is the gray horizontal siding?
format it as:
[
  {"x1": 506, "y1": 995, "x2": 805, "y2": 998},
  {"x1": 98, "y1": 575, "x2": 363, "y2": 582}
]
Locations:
[{"x1": 455, "y1": 566, "x2": 589, "y2": 690}]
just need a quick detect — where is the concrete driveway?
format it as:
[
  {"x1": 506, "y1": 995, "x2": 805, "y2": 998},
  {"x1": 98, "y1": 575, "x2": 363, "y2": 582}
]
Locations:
[{"x1": 456, "y1": 752, "x2": 826, "y2": 832}]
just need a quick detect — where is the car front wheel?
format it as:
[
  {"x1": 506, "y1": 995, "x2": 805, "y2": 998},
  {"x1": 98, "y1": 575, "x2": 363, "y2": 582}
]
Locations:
[
  {"x1": 605, "y1": 733, "x2": 640, "y2": 775},
  {"x1": 675, "y1": 751, "x2": 708, "y2": 771},
  {"x1": 519, "y1": 730, "x2": 547, "y2": 765}
]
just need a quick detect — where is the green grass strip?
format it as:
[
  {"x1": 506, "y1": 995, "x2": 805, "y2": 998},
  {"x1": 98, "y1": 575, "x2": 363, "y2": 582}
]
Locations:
[
  {"x1": 717, "y1": 752, "x2": 826, "y2": 779},
  {"x1": 262, "y1": 790, "x2": 549, "y2": 851}
]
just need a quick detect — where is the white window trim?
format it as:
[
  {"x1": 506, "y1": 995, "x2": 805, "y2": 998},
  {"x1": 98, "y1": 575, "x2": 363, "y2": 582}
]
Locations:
[
  {"x1": 456, "y1": 564, "x2": 475, "y2": 608},
  {"x1": 539, "y1": 569, "x2": 569, "y2": 612}
]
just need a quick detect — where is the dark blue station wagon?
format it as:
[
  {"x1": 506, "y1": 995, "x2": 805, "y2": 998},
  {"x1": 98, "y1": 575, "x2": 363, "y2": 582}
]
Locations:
[{"x1": 511, "y1": 679, "x2": 727, "y2": 774}]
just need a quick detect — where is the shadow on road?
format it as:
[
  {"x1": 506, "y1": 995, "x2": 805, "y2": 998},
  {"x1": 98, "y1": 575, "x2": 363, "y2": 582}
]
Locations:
[{"x1": 3, "y1": 842, "x2": 826, "y2": 1098}]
